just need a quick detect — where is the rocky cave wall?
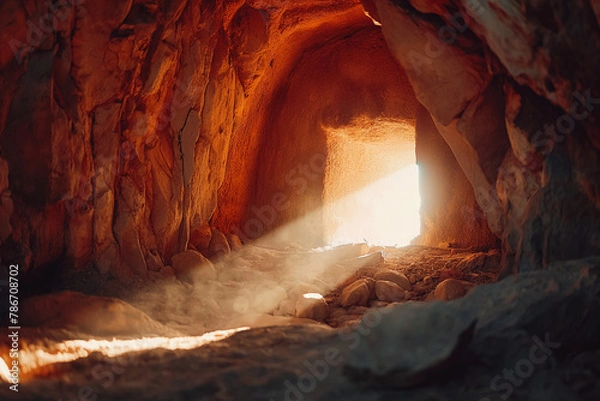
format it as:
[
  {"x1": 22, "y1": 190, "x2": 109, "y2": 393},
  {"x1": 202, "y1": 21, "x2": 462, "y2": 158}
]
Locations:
[
  {"x1": 1, "y1": 0, "x2": 598, "y2": 285},
  {"x1": 227, "y1": 26, "x2": 421, "y2": 247},
  {"x1": 0, "y1": 0, "x2": 380, "y2": 284},
  {"x1": 364, "y1": 0, "x2": 600, "y2": 274},
  {"x1": 0, "y1": 0, "x2": 487, "y2": 285},
  {"x1": 415, "y1": 104, "x2": 498, "y2": 249},
  {"x1": 1, "y1": 0, "x2": 251, "y2": 284}
]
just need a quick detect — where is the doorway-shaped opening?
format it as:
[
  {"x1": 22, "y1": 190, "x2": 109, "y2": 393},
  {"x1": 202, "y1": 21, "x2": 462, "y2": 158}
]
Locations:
[
  {"x1": 323, "y1": 118, "x2": 420, "y2": 246},
  {"x1": 214, "y1": 25, "x2": 422, "y2": 248}
]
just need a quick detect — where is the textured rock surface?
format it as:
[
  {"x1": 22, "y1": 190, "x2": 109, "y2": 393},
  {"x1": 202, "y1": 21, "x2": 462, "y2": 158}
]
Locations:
[
  {"x1": 374, "y1": 280, "x2": 405, "y2": 302},
  {"x1": 344, "y1": 260, "x2": 600, "y2": 389},
  {"x1": 415, "y1": 104, "x2": 500, "y2": 248},
  {"x1": 20, "y1": 291, "x2": 180, "y2": 337},
  {"x1": 373, "y1": 269, "x2": 412, "y2": 290},
  {"x1": 226, "y1": 232, "x2": 243, "y2": 251},
  {"x1": 371, "y1": 0, "x2": 600, "y2": 273},
  {"x1": 340, "y1": 278, "x2": 373, "y2": 307},
  {"x1": 345, "y1": 302, "x2": 476, "y2": 385},
  {"x1": 434, "y1": 278, "x2": 466, "y2": 301},
  {"x1": 170, "y1": 250, "x2": 216, "y2": 283},
  {"x1": 295, "y1": 295, "x2": 330, "y2": 321},
  {"x1": 207, "y1": 228, "x2": 231, "y2": 259},
  {"x1": 0, "y1": 0, "x2": 381, "y2": 280},
  {"x1": 5, "y1": 261, "x2": 600, "y2": 401}
]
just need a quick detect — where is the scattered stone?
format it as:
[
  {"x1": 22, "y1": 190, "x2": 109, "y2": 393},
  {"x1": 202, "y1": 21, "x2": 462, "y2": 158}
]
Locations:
[
  {"x1": 434, "y1": 279, "x2": 466, "y2": 301},
  {"x1": 160, "y1": 265, "x2": 176, "y2": 278},
  {"x1": 482, "y1": 250, "x2": 502, "y2": 271},
  {"x1": 455, "y1": 252, "x2": 487, "y2": 271},
  {"x1": 409, "y1": 274, "x2": 418, "y2": 284},
  {"x1": 207, "y1": 228, "x2": 231, "y2": 258},
  {"x1": 423, "y1": 275, "x2": 434, "y2": 286},
  {"x1": 226, "y1": 232, "x2": 243, "y2": 251},
  {"x1": 425, "y1": 291, "x2": 437, "y2": 302},
  {"x1": 190, "y1": 222, "x2": 212, "y2": 252},
  {"x1": 404, "y1": 291, "x2": 413, "y2": 301},
  {"x1": 295, "y1": 294, "x2": 329, "y2": 321},
  {"x1": 340, "y1": 278, "x2": 373, "y2": 307},
  {"x1": 375, "y1": 280, "x2": 405, "y2": 302},
  {"x1": 373, "y1": 269, "x2": 412, "y2": 290},
  {"x1": 171, "y1": 250, "x2": 217, "y2": 283}
]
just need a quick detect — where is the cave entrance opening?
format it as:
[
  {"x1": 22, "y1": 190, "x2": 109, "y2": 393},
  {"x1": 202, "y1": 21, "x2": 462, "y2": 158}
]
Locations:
[{"x1": 322, "y1": 117, "x2": 420, "y2": 247}]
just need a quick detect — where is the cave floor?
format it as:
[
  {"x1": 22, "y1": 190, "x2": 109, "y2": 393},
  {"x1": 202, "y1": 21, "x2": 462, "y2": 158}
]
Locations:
[
  {"x1": 4, "y1": 246, "x2": 600, "y2": 401},
  {"x1": 56, "y1": 244, "x2": 504, "y2": 333}
]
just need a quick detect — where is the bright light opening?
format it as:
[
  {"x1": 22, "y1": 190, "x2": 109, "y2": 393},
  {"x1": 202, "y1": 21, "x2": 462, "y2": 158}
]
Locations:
[
  {"x1": 327, "y1": 165, "x2": 421, "y2": 246},
  {"x1": 323, "y1": 118, "x2": 421, "y2": 247}
]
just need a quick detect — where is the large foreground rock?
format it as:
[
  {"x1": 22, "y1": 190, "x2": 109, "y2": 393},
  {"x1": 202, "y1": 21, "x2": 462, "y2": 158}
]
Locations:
[
  {"x1": 345, "y1": 259, "x2": 600, "y2": 388},
  {"x1": 20, "y1": 291, "x2": 180, "y2": 337},
  {"x1": 7, "y1": 261, "x2": 600, "y2": 401}
]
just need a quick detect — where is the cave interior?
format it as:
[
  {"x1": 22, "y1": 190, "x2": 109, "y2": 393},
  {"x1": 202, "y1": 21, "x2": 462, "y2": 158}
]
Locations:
[{"x1": 1, "y1": 0, "x2": 600, "y2": 400}]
